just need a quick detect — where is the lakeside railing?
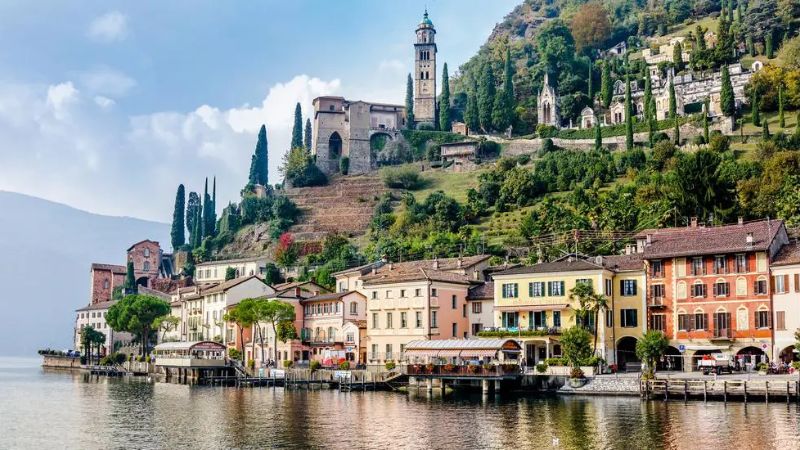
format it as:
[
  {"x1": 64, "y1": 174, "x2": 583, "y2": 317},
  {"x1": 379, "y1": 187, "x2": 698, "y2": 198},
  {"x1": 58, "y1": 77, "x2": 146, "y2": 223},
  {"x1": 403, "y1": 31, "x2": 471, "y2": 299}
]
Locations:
[{"x1": 406, "y1": 364, "x2": 521, "y2": 377}]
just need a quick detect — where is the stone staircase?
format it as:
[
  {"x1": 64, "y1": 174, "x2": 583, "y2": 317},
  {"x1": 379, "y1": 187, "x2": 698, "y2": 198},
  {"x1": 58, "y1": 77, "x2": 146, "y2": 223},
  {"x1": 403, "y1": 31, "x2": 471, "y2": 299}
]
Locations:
[{"x1": 284, "y1": 174, "x2": 390, "y2": 242}]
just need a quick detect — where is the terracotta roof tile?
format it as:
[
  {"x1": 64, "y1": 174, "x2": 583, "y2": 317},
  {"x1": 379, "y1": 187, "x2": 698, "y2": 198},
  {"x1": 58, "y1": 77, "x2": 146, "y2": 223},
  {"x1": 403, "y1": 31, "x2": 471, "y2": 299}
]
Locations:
[
  {"x1": 360, "y1": 255, "x2": 490, "y2": 286},
  {"x1": 602, "y1": 254, "x2": 644, "y2": 272},
  {"x1": 76, "y1": 301, "x2": 118, "y2": 312},
  {"x1": 91, "y1": 263, "x2": 126, "y2": 273},
  {"x1": 636, "y1": 220, "x2": 785, "y2": 259},
  {"x1": 203, "y1": 275, "x2": 264, "y2": 294},
  {"x1": 494, "y1": 258, "x2": 604, "y2": 276},
  {"x1": 467, "y1": 282, "x2": 493, "y2": 300},
  {"x1": 773, "y1": 242, "x2": 800, "y2": 266}
]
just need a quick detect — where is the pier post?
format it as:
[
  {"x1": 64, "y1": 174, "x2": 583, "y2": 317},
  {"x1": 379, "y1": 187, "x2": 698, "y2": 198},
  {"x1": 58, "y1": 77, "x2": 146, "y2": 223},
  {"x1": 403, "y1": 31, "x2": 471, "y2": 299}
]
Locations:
[
  {"x1": 482, "y1": 379, "x2": 490, "y2": 395},
  {"x1": 703, "y1": 381, "x2": 707, "y2": 402},
  {"x1": 494, "y1": 379, "x2": 501, "y2": 394},
  {"x1": 743, "y1": 381, "x2": 747, "y2": 404},
  {"x1": 426, "y1": 378, "x2": 433, "y2": 392},
  {"x1": 723, "y1": 381, "x2": 727, "y2": 403},
  {"x1": 765, "y1": 381, "x2": 769, "y2": 403},
  {"x1": 684, "y1": 380, "x2": 688, "y2": 402},
  {"x1": 787, "y1": 381, "x2": 791, "y2": 404}
]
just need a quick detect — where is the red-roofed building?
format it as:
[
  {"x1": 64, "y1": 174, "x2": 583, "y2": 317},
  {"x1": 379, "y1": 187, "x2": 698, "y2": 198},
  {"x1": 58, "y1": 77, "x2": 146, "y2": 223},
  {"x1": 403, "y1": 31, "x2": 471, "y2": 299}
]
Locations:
[
  {"x1": 636, "y1": 218, "x2": 789, "y2": 370},
  {"x1": 90, "y1": 263, "x2": 126, "y2": 304}
]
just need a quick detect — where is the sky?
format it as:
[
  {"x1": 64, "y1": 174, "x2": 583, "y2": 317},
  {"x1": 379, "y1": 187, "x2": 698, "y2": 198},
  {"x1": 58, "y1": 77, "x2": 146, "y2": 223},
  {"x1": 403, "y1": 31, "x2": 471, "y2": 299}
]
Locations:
[{"x1": 0, "y1": 0, "x2": 517, "y2": 223}]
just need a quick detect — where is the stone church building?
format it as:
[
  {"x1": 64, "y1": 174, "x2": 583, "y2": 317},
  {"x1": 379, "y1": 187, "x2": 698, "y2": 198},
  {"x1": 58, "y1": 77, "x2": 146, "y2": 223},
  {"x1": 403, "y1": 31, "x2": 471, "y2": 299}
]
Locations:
[{"x1": 311, "y1": 11, "x2": 440, "y2": 176}]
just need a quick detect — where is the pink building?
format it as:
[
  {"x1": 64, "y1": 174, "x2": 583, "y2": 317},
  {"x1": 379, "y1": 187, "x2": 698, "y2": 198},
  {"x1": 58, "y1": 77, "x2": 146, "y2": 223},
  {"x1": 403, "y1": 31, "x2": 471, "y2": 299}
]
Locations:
[{"x1": 300, "y1": 291, "x2": 367, "y2": 364}]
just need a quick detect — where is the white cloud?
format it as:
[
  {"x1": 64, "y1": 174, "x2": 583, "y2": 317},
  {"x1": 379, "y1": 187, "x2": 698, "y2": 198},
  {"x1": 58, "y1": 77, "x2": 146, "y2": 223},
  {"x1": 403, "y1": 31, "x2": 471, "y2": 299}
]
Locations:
[
  {"x1": 0, "y1": 74, "x2": 340, "y2": 222},
  {"x1": 80, "y1": 67, "x2": 136, "y2": 97},
  {"x1": 88, "y1": 12, "x2": 128, "y2": 43}
]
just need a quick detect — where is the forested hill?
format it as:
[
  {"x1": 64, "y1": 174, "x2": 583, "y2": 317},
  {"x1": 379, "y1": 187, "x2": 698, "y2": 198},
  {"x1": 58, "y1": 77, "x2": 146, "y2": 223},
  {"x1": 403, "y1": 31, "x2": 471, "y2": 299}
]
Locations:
[{"x1": 449, "y1": 0, "x2": 798, "y2": 135}]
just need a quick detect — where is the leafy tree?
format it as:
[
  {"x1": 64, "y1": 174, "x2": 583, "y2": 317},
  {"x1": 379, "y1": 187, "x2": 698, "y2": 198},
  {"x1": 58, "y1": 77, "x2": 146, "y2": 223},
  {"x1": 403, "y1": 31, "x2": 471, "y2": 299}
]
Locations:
[
  {"x1": 170, "y1": 184, "x2": 185, "y2": 249},
  {"x1": 762, "y1": 117, "x2": 771, "y2": 140},
  {"x1": 248, "y1": 125, "x2": 269, "y2": 186},
  {"x1": 439, "y1": 63, "x2": 451, "y2": 131},
  {"x1": 153, "y1": 315, "x2": 179, "y2": 342},
  {"x1": 715, "y1": 15, "x2": 735, "y2": 65},
  {"x1": 720, "y1": 65, "x2": 735, "y2": 117},
  {"x1": 636, "y1": 330, "x2": 669, "y2": 378},
  {"x1": 569, "y1": 283, "x2": 608, "y2": 353},
  {"x1": 262, "y1": 262, "x2": 281, "y2": 285},
  {"x1": 405, "y1": 73, "x2": 414, "y2": 128},
  {"x1": 274, "y1": 232, "x2": 298, "y2": 267},
  {"x1": 600, "y1": 60, "x2": 613, "y2": 108},
  {"x1": 254, "y1": 299, "x2": 297, "y2": 364},
  {"x1": 766, "y1": 34, "x2": 774, "y2": 59},
  {"x1": 281, "y1": 147, "x2": 326, "y2": 187},
  {"x1": 477, "y1": 62, "x2": 495, "y2": 131},
  {"x1": 669, "y1": 149, "x2": 735, "y2": 220},
  {"x1": 625, "y1": 73, "x2": 633, "y2": 150},
  {"x1": 304, "y1": 118, "x2": 312, "y2": 152},
  {"x1": 224, "y1": 299, "x2": 258, "y2": 362},
  {"x1": 561, "y1": 326, "x2": 593, "y2": 369},
  {"x1": 673, "y1": 117, "x2": 681, "y2": 145},
  {"x1": 291, "y1": 102, "x2": 303, "y2": 149},
  {"x1": 778, "y1": 36, "x2": 800, "y2": 70},
  {"x1": 124, "y1": 261, "x2": 137, "y2": 295},
  {"x1": 225, "y1": 267, "x2": 237, "y2": 281},
  {"x1": 106, "y1": 294, "x2": 171, "y2": 356},
  {"x1": 778, "y1": 84, "x2": 785, "y2": 128},
  {"x1": 80, "y1": 325, "x2": 106, "y2": 365},
  {"x1": 673, "y1": 40, "x2": 684, "y2": 72},
  {"x1": 570, "y1": 2, "x2": 610, "y2": 53}
]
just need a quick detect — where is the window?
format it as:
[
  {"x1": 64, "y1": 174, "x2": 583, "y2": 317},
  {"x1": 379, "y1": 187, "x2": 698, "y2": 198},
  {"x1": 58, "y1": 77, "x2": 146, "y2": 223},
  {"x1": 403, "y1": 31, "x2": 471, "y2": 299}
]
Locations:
[
  {"x1": 502, "y1": 283, "x2": 519, "y2": 298},
  {"x1": 463, "y1": 304, "x2": 467, "y2": 318},
  {"x1": 691, "y1": 282, "x2": 707, "y2": 298},
  {"x1": 431, "y1": 288, "x2": 438, "y2": 297},
  {"x1": 713, "y1": 281, "x2": 729, "y2": 297},
  {"x1": 754, "y1": 278, "x2": 768, "y2": 295},
  {"x1": 553, "y1": 311, "x2": 561, "y2": 328},
  {"x1": 386, "y1": 312, "x2": 393, "y2": 329},
  {"x1": 430, "y1": 311, "x2": 438, "y2": 328},
  {"x1": 604, "y1": 279, "x2": 613, "y2": 296},
  {"x1": 103, "y1": 280, "x2": 110, "y2": 289},
  {"x1": 650, "y1": 314, "x2": 665, "y2": 332},
  {"x1": 756, "y1": 310, "x2": 770, "y2": 329},
  {"x1": 471, "y1": 323, "x2": 483, "y2": 335},
  {"x1": 691, "y1": 257, "x2": 705, "y2": 276},
  {"x1": 548, "y1": 281, "x2": 565, "y2": 296},
  {"x1": 386, "y1": 344, "x2": 393, "y2": 360},
  {"x1": 143, "y1": 248, "x2": 150, "y2": 257},
  {"x1": 576, "y1": 278, "x2": 592, "y2": 287},
  {"x1": 143, "y1": 261, "x2": 150, "y2": 271},
  {"x1": 531, "y1": 311, "x2": 547, "y2": 329},
  {"x1": 776, "y1": 311, "x2": 786, "y2": 330},
  {"x1": 606, "y1": 310, "x2": 613, "y2": 328},
  {"x1": 735, "y1": 254, "x2": 747, "y2": 273},
  {"x1": 501, "y1": 312, "x2": 518, "y2": 328},
  {"x1": 400, "y1": 289, "x2": 406, "y2": 298},
  {"x1": 651, "y1": 260, "x2": 663, "y2": 277},
  {"x1": 415, "y1": 288, "x2": 421, "y2": 297},
  {"x1": 385, "y1": 290, "x2": 391, "y2": 299},
  {"x1": 713, "y1": 256, "x2": 727, "y2": 274},
  {"x1": 529, "y1": 282, "x2": 545, "y2": 297},
  {"x1": 678, "y1": 314, "x2": 690, "y2": 331},
  {"x1": 372, "y1": 313, "x2": 379, "y2": 329},
  {"x1": 338, "y1": 281, "x2": 346, "y2": 293},
  {"x1": 775, "y1": 275, "x2": 788, "y2": 294},
  {"x1": 694, "y1": 313, "x2": 707, "y2": 330},
  {"x1": 620, "y1": 280, "x2": 637, "y2": 296},
  {"x1": 452, "y1": 323, "x2": 457, "y2": 337},
  {"x1": 472, "y1": 302, "x2": 482, "y2": 314},
  {"x1": 399, "y1": 344, "x2": 405, "y2": 356},
  {"x1": 452, "y1": 295, "x2": 457, "y2": 309},
  {"x1": 651, "y1": 284, "x2": 665, "y2": 299},
  {"x1": 620, "y1": 309, "x2": 638, "y2": 327},
  {"x1": 371, "y1": 291, "x2": 377, "y2": 300},
  {"x1": 415, "y1": 311, "x2": 422, "y2": 328},
  {"x1": 400, "y1": 312, "x2": 407, "y2": 328},
  {"x1": 350, "y1": 302, "x2": 357, "y2": 314},
  {"x1": 346, "y1": 332, "x2": 355, "y2": 343}
]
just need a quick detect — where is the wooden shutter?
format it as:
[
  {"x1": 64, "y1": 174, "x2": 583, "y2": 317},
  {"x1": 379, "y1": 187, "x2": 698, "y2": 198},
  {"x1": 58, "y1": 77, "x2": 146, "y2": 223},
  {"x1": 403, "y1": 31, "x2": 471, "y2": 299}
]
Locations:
[
  {"x1": 795, "y1": 274, "x2": 800, "y2": 293},
  {"x1": 770, "y1": 276, "x2": 776, "y2": 293},
  {"x1": 784, "y1": 275, "x2": 790, "y2": 293},
  {"x1": 777, "y1": 311, "x2": 786, "y2": 330},
  {"x1": 560, "y1": 281, "x2": 565, "y2": 296},
  {"x1": 713, "y1": 313, "x2": 718, "y2": 333},
  {"x1": 712, "y1": 283, "x2": 718, "y2": 296},
  {"x1": 620, "y1": 280, "x2": 625, "y2": 296},
  {"x1": 547, "y1": 282, "x2": 552, "y2": 297}
]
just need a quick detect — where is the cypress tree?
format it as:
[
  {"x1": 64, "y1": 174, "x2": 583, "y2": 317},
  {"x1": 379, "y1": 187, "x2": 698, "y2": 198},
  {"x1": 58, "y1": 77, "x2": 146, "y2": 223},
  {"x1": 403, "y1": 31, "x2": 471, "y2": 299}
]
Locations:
[
  {"x1": 673, "y1": 41, "x2": 683, "y2": 72},
  {"x1": 249, "y1": 125, "x2": 269, "y2": 186},
  {"x1": 736, "y1": 2, "x2": 743, "y2": 22},
  {"x1": 439, "y1": 63, "x2": 451, "y2": 131},
  {"x1": 644, "y1": 70, "x2": 653, "y2": 121},
  {"x1": 625, "y1": 73, "x2": 633, "y2": 150},
  {"x1": 304, "y1": 118, "x2": 312, "y2": 152},
  {"x1": 170, "y1": 184, "x2": 185, "y2": 250},
  {"x1": 478, "y1": 62, "x2": 496, "y2": 132},
  {"x1": 668, "y1": 78, "x2": 677, "y2": 119},
  {"x1": 124, "y1": 261, "x2": 137, "y2": 295},
  {"x1": 503, "y1": 48, "x2": 515, "y2": 126},
  {"x1": 594, "y1": 121, "x2": 602, "y2": 151},
  {"x1": 762, "y1": 117, "x2": 770, "y2": 140},
  {"x1": 464, "y1": 77, "x2": 480, "y2": 133},
  {"x1": 752, "y1": 89, "x2": 760, "y2": 126},
  {"x1": 186, "y1": 191, "x2": 200, "y2": 244},
  {"x1": 291, "y1": 103, "x2": 303, "y2": 149},
  {"x1": 191, "y1": 206, "x2": 202, "y2": 248},
  {"x1": 674, "y1": 117, "x2": 681, "y2": 146},
  {"x1": 405, "y1": 73, "x2": 414, "y2": 128},
  {"x1": 720, "y1": 65, "x2": 735, "y2": 117},
  {"x1": 601, "y1": 61, "x2": 612, "y2": 108},
  {"x1": 211, "y1": 177, "x2": 217, "y2": 233},
  {"x1": 703, "y1": 98, "x2": 710, "y2": 143},
  {"x1": 765, "y1": 34, "x2": 774, "y2": 59},
  {"x1": 778, "y1": 84, "x2": 785, "y2": 128},
  {"x1": 747, "y1": 35, "x2": 756, "y2": 57},
  {"x1": 587, "y1": 62, "x2": 593, "y2": 100},
  {"x1": 201, "y1": 178, "x2": 210, "y2": 237}
]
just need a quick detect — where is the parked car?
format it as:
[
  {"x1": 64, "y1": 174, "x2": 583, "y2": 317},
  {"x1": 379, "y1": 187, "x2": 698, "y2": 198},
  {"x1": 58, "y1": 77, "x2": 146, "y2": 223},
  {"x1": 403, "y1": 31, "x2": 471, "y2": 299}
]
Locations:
[{"x1": 698, "y1": 353, "x2": 734, "y2": 375}]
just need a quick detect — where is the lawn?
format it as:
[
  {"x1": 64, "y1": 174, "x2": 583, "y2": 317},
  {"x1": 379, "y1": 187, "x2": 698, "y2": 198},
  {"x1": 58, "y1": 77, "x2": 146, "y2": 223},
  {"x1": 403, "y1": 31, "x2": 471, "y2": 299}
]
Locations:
[
  {"x1": 412, "y1": 166, "x2": 486, "y2": 203},
  {"x1": 740, "y1": 109, "x2": 799, "y2": 136}
]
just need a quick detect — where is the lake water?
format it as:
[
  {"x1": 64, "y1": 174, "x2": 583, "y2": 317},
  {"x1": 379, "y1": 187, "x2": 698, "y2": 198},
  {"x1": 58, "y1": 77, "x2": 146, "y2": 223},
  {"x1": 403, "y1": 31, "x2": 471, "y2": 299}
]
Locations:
[{"x1": 3, "y1": 357, "x2": 800, "y2": 449}]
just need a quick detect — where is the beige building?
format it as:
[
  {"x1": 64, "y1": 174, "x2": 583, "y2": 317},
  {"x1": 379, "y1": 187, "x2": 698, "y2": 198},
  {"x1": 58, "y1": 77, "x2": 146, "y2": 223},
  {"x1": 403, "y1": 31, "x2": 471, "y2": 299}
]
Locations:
[
  {"x1": 440, "y1": 141, "x2": 479, "y2": 171},
  {"x1": 770, "y1": 243, "x2": 800, "y2": 363},
  {"x1": 195, "y1": 257, "x2": 269, "y2": 284},
  {"x1": 466, "y1": 282, "x2": 494, "y2": 336},
  {"x1": 74, "y1": 301, "x2": 132, "y2": 354}
]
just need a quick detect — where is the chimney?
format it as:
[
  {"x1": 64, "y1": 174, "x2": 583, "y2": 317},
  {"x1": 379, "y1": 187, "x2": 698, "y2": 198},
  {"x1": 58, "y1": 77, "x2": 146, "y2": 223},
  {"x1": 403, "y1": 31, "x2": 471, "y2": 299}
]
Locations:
[
  {"x1": 646, "y1": 234, "x2": 652, "y2": 245},
  {"x1": 432, "y1": 258, "x2": 439, "y2": 270},
  {"x1": 595, "y1": 255, "x2": 603, "y2": 265},
  {"x1": 473, "y1": 268, "x2": 479, "y2": 280},
  {"x1": 738, "y1": 217, "x2": 744, "y2": 226},
  {"x1": 746, "y1": 232, "x2": 754, "y2": 247},
  {"x1": 690, "y1": 217, "x2": 698, "y2": 228},
  {"x1": 295, "y1": 287, "x2": 302, "y2": 298}
]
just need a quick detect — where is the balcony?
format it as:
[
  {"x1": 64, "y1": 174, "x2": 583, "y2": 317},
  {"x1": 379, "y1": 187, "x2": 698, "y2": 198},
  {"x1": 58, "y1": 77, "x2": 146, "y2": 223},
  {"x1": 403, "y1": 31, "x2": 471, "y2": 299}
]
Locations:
[
  {"x1": 711, "y1": 328, "x2": 733, "y2": 340},
  {"x1": 647, "y1": 297, "x2": 666, "y2": 308},
  {"x1": 477, "y1": 326, "x2": 562, "y2": 338},
  {"x1": 650, "y1": 271, "x2": 664, "y2": 279}
]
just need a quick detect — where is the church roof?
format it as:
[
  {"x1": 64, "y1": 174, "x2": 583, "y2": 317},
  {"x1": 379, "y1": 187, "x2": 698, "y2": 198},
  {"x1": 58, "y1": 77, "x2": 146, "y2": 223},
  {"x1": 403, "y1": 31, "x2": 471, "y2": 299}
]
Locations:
[{"x1": 419, "y1": 10, "x2": 434, "y2": 28}]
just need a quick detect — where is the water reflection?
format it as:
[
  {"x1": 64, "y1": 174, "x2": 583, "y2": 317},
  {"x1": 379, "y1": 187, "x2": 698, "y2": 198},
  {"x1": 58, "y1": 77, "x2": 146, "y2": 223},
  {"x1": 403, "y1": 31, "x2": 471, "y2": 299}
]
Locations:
[{"x1": 2, "y1": 360, "x2": 800, "y2": 449}]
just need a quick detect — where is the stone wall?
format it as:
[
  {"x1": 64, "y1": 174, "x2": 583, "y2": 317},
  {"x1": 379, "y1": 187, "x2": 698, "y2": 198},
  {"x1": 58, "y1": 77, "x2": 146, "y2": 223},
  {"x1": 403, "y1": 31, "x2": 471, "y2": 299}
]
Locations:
[
  {"x1": 559, "y1": 374, "x2": 641, "y2": 395},
  {"x1": 41, "y1": 355, "x2": 81, "y2": 369}
]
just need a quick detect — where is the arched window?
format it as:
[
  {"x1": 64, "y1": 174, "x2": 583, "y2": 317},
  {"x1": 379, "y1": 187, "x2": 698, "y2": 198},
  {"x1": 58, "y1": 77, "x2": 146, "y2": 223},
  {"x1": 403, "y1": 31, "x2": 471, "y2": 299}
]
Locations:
[
  {"x1": 328, "y1": 327, "x2": 335, "y2": 342},
  {"x1": 143, "y1": 261, "x2": 150, "y2": 271},
  {"x1": 328, "y1": 132, "x2": 342, "y2": 161},
  {"x1": 676, "y1": 281, "x2": 687, "y2": 299},
  {"x1": 735, "y1": 277, "x2": 747, "y2": 296}
]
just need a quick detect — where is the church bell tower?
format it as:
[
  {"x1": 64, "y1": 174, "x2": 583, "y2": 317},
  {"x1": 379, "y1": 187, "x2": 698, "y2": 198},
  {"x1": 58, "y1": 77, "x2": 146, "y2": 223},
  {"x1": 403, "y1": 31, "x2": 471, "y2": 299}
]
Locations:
[{"x1": 413, "y1": 10, "x2": 437, "y2": 126}]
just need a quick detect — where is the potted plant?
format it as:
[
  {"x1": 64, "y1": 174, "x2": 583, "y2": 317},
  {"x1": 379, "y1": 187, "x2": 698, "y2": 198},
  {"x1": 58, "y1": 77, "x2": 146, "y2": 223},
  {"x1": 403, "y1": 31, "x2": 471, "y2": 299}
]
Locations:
[
  {"x1": 338, "y1": 361, "x2": 350, "y2": 370},
  {"x1": 443, "y1": 363, "x2": 456, "y2": 373},
  {"x1": 757, "y1": 362, "x2": 768, "y2": 375},
  {"x1": 283, "y1": 360, "x2": 293, "y2": 368},
  {"x1": 569, "y1": 367, "x2": 586, "y2": 388},
  {"x1": 535, "y1": 362, "x2": 549, "y2": 374},
  {"x1": 310, "y1": 360, "x2": 322, "y2": 371},
  {"x1": 385, "y1": 360, "x2": 396, "y2": 371},
  {"x1": 425, "y1": 363, "x2": 435, "y2": 374},
  {"x1": 482, "y1": 363, "x2": 494, "y2": 373},
  {"x1": 467, "y1": 364, "x2": 480, "y2": 374}
]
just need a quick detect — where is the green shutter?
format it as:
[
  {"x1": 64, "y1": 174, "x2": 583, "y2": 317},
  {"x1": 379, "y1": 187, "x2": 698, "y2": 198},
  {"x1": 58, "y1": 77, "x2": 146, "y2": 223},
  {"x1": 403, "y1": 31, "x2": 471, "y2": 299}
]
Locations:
[
  {"x1": 547, "y1": 282, "x2": 552, "y2": 296},
  {"x1": 632, "y1": 280, "x2": 637, "y2": 296},
  {"x1": 560, "y1": 281, "x2": 565, "y2": 296}
]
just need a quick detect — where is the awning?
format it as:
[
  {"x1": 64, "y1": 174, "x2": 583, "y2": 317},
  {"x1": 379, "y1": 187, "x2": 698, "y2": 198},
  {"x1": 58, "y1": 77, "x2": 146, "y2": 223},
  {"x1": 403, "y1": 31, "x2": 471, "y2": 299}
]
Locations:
[
  {"x1": 404, "y1": 349, "x2": 439, "y2": 357},
  {"x1": 685, "y1": 345, "x2": 730, "y2": 351},
  {"x1": 460, "y1": 349, "x2": 497, "y2": 358},
  {"x1": 495, "y1": 304, "x2": 570, "y2": 312},
  {"x1": 437, "y1": 349, "x2": 462, "y2": 357}
]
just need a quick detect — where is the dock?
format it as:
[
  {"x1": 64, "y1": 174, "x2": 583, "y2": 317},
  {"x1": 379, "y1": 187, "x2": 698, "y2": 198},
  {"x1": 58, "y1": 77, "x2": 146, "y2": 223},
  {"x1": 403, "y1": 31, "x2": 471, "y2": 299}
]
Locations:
[
  {"x1": 642, "y1": 377, "x2": 800, "y2": 403},
  {"x1": 201, "y1": 368, "x2": 406, "y2": 391}
]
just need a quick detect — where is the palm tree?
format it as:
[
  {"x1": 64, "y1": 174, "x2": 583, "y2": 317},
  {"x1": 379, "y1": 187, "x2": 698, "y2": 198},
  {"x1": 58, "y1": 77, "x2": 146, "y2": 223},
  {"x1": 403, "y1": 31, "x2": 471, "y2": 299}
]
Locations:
[
  {"x1": 587, "y1": 291, "x2": 609, "y2": 353},
  {"x1": 569, "y1": 282, "x2": 609, "y2": 353}
]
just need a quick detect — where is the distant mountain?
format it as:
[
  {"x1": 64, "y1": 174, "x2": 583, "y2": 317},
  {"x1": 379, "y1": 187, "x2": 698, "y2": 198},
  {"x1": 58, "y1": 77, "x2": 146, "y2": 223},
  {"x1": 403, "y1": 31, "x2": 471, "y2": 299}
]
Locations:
[{"x1": 0, "y1": 191, "x2": 169, "y2": 356}]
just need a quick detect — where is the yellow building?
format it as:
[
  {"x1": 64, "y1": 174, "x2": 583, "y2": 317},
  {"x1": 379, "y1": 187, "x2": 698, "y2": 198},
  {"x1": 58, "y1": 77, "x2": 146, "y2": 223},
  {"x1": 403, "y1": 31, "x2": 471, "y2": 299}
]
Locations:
[{"x1": 491, "y1": 254, "x2": 645, "y2": 369}]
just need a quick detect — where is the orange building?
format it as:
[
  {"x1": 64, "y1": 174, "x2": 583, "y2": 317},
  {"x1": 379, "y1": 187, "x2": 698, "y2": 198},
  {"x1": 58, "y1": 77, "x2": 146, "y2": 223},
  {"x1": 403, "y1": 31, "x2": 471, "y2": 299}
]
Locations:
[{"x1": 637, "y1": 218, "x2": 789, "y2": 371}]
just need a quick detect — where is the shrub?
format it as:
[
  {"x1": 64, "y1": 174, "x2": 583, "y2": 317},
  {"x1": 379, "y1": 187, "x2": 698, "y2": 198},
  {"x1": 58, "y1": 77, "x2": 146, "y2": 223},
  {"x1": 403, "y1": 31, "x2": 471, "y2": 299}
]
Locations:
[
  {"x1": 228, "y1": 348, "x2": 241, "y2": 360},
  {"x1": 340, "y1": 156, "x2": 350, "y2": 175},
  {"x1": 561, "y1": 327, "x2": 593, "y2": 368},
  {"x1": 310, "y1": 360, "x2": 321, "y2": 371},
  {"x1": 792, "y1": 361, "x2": 800, "y2": 371},
  {"x1": 541, "y1": 138, "x2": 555, "y2": 154},
  {"x1": 380, "y1": 166, "x2": 424, "y2": 190},
  {"x1": 385, "y1": 361, "x2": 396, "y2": 371},
  {"x1": 544, "y1": 357, "x2": 566, "y2": 366},
  {"x1": 283, "y1": 360, "x2": 294, "y2": 368},
  {"x1": 443, "y1": 363, "x2": 456, "y2": 373},
  {"x1": 536, "y1": 124, "x2": 558, "y2": 138},
  {"x1": 477, "y1": 138, "x2": 501, "y2": 158},
  {"x1": 757, "y1": 362, "x2": 769, "y2": 371},
  {"x1": 247, "y1": 359, "x2": 255, "y2": 370},
  {"x1": 416, "y1": 122, "x2": 436, "y2": 131},
  {"x1": 570, "y1": 367, "x2": 585, "y2": 379},
  {"x1": 80, "y1": 356, "x2": 87, "y2": 365},
  {"x1": 339, "y1": 361, "x2": 351, "y2": 370},
  {"x1": 467, "y1": 364, "x2": 480, "y2": 374},
  {"x1": 535, "y1": 362, "x2": 549, "y2": 373}
]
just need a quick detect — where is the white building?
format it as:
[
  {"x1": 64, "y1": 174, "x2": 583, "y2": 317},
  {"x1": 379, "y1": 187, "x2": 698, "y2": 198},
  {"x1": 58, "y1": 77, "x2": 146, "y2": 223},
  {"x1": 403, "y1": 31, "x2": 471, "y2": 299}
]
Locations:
[
  {"x1": 467, "y1": 282, "x2": 494, "y2": 336},
  {"x1": 771, "y1": 243, "x2": 800, "y2": 363},
  {"x1": 194, "y1": 257, "x2": 270, "y2": 285},
  {"x1": 74, "y1": 301, "x2": 132, "y2": 354}
]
